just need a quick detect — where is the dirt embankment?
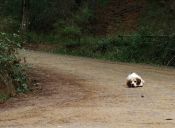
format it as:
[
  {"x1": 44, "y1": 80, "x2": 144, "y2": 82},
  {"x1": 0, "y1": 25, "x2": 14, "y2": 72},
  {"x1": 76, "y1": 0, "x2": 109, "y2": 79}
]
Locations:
[{"x1": 95, "y1": 0, "x2": 145, "y2": 35}]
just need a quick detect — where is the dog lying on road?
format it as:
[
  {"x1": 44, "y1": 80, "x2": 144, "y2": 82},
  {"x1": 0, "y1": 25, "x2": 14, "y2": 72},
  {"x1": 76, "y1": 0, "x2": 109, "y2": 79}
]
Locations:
[{"x1": 126, "y1": 72, "x2": 145, "y2": 88}]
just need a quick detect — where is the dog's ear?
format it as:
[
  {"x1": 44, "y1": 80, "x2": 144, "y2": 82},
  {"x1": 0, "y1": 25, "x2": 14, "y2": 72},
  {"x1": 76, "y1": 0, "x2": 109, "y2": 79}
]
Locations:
[
  {"x1": 127, "y1": 80, "x2": 132, "y2": 87},
  {"x1": 136, "y1": 78, "x2": 141, "y2": 85}
]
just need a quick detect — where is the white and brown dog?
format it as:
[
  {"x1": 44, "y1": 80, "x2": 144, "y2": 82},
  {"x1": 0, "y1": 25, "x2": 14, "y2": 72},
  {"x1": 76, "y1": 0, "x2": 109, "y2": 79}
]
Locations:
[{"x1": 126, "y1": 72, "x2": 145, "y2": 88}]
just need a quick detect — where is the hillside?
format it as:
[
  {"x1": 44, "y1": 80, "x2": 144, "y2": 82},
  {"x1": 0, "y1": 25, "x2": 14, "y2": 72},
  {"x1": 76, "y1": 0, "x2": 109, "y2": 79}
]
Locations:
[
  {"x1": 95, "y1": 0, "x2": 175, "y2": 35},
  {"x1": 95, "y1": 0, "x2": 145, "y2": 35}
]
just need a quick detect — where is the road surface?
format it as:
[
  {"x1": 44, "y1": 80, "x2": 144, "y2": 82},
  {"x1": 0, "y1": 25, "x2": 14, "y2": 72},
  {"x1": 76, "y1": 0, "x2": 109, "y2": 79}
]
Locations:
[{"x1": 0, "y1": 50, "x2": 175, "y2": 128}]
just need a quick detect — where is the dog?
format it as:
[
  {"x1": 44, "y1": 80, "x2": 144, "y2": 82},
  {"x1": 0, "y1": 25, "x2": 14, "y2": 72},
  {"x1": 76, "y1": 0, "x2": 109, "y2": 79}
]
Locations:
[{"x1": 126, "y1": 72, "x2": 145, "y2": 88}]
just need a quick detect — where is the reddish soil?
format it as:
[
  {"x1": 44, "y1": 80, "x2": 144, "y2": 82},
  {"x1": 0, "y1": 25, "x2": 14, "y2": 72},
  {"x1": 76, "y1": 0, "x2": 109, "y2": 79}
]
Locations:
[{"x1": 95, "y1": 0, "x2": 145, "y2": 35}]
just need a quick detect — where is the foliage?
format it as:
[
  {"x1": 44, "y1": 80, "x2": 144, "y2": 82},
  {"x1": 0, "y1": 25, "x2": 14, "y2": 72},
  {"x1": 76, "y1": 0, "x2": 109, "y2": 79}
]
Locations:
[
  {"x1": 0, "y1": 0, "x2": 174, "y2": 67},
  {"x1": 52, "y1": 2, "x2": 93, "y2": 40},
  {"x1": 0, "y1": 94, "x2": 9, "y2": 103},
  {"x1": 27, "y1": 32, "x2": 60, "y2": 44},
  {"x1": 0, "y1": 0, "x2": 21, "y2": 33},
  {"x1": 139, "y1": 0, "x2": 175, "y2": 35},
  {"x1": 97, "y1": 0, "x2": 109, "y2": 6},
  {"x1": 0, "y1": 16, "x2": 20, "y2": 33},
  {"x1": 74, "y1": 3, "x2": 94, "y2": 34},
  {"x1": 55, "y1": 34, "x2": 175, "y2": 66},
  {"x1": 0, "y1": 32, "x2": 28, "y2": 94},
  {"x1": 0, "y1": 0, "x2": 21, "y2": 18},
  {"x1": 61, "y1": 26, "x2": 81, "y2": 41}
]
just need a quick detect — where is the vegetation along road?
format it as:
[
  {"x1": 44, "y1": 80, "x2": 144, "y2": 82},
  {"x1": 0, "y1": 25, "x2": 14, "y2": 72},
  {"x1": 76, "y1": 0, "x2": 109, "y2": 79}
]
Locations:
[{"x1": 0, "y1": 50, "x2": 175, "y2": 128}]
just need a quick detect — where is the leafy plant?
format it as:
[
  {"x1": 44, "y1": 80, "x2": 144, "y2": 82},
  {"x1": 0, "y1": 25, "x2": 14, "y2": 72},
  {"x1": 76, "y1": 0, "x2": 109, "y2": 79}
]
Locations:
[
  {"x1": 0, "y1": 94, "x2": 9, "y2": 103},
  {"x1": 62, "y1": 26, "x2": 81, "y2": 42},
  {"x1": 0, "y1": 32, "x2": 29, "y2": 96},
  {"x1": 97, "y1": 0, "x2": 109, "y2": 6}
]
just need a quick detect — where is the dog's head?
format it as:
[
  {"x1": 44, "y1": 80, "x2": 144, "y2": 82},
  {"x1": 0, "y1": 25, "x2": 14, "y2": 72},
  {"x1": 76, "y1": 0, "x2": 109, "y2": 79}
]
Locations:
[
  {"x1": 126, "y1": 73, "x2": 143, "y2": 88},
  {"x1": 127, "y1": 78, "x2": 141, "y2": 88}
]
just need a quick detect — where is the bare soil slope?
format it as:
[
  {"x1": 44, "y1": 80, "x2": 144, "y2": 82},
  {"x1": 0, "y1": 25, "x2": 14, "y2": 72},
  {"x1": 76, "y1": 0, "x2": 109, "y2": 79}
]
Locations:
[{"x1": 0, "y1": 50, "x2": 175, "y2": 128}]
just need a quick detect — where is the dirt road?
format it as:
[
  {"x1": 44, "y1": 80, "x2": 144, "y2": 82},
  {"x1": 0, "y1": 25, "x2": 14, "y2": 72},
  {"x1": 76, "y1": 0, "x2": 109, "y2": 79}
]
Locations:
[{"x1": 0, "y1": 50, "x2": 175, "y2": 128}]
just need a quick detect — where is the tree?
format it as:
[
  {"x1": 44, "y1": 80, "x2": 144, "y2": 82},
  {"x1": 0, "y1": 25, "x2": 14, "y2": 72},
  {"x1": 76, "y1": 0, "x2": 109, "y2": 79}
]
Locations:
[{"x1": 21, "y1": 0, "x2": 29, "y2": 36}]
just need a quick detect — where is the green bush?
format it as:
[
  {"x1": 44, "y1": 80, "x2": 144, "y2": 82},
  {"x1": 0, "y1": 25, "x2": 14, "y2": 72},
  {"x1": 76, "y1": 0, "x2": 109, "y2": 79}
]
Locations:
[
  {"x1": 0, "y1": 94, "x2": 9, "y2": 103},
  {"x1": 0, "y1": 32, "x2": 28, "y2": 96},
  {"x1": 62, "y1": 26, "x2": 81, "y2": 41},
  {"x1": 0, "y1": 17, "x2": 19, "y2": 33},
  {"x1": 139, "y1": 1, "x2": 175, "y2": 35},
  {"x1": 74, "y1": 4, "x2": 93, "y2": 34},
  {"x1": 55, "y1": 34, "x2": 175, "y2": 66},
  {"x1": 27, "y1": 32, "x2": 60, "y2": 44},
  {"x1": 52, "y1": 2, "x2": 93, "y2": 41},
  {"x1": 97, "y1": 0, "x2": 109, "y2": 6}
]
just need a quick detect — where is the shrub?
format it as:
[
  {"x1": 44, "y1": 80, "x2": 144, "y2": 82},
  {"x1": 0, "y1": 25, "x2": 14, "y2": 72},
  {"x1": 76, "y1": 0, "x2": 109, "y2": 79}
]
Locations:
[
  {"x1": 0, "y1": 17, "x2": 20, "y2": 33},
  {"x1": 62, "y1": 26, "x2": 81, "y2": 41},
  {"x1": 74, "y1": 4, "x2": 93, "y2": 34},
  {"x1": 0, "y1": 32, "x2": 28, "y2": 97},
  {"x1": 55, "y1": 34, "x2": 175, "y2": 66},
  {"x1": 27, "y1": 32, "x2": 60, "y2": 44},
  {"x1": 97, "y1": 0, "x2": 109, "y2": 6},
  {"x1": 0, "y1": 94, "x2": 9, "y2": 103}
]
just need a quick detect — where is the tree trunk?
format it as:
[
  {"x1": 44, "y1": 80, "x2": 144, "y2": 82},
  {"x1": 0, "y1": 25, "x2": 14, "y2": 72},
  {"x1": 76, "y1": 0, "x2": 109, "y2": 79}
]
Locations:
[{"x1": 21, "y1": 0, "x2": 29, "y2": 41}]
